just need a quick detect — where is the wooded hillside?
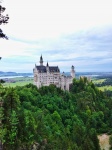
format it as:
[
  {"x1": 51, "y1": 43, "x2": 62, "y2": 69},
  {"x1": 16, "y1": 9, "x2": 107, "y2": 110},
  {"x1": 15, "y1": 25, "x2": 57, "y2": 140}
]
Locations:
[{"x1": 0, "y1": 77, "x2": 112, "y2": 150}]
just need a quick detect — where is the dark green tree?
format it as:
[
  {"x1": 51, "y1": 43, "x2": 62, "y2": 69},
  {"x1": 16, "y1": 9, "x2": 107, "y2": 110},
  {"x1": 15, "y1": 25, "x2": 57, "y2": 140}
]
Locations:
[{"x1": 2, "y1": 88, "x2": 20, "y2": 149}]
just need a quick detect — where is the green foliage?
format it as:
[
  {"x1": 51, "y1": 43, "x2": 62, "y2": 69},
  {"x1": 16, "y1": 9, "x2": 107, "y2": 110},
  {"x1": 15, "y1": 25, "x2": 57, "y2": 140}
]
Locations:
[
  {"x1": 0, "y1": 79, "x2": 112, "y2": 149},
  {"x1": 8, "y1": 110, "x2": 19, "y2": 149}
]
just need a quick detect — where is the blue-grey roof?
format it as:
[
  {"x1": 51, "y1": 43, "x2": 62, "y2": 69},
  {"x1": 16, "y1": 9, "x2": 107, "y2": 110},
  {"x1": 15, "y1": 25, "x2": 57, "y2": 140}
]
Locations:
[
  {"x1": 36, "y1": 66, "x2": 60, "y2": 73},
  {"x1": 49, "y1": 66, "x2": 60, "y2": 72},
  {"x1": 36, "y1": 66, "x2": 46, "y2": 72}
]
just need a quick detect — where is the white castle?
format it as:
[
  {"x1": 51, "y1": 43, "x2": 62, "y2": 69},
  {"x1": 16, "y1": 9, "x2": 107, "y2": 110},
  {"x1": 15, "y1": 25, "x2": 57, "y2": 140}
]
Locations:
[{"x1": 33, "y1": 55, "x2": 75, "y2": 91}]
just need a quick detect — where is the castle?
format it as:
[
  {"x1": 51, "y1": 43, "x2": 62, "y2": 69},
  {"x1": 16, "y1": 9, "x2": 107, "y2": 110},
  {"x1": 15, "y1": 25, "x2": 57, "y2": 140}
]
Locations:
[{"x1": 33, "y1": 55, "x2": 75, "y2": 91}]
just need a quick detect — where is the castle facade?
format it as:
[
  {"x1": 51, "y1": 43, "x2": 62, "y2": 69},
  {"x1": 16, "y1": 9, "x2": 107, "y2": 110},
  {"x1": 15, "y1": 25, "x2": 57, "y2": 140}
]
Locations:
[{"x1": 33, "y1": 55, "x2": 75, "y2": 91}]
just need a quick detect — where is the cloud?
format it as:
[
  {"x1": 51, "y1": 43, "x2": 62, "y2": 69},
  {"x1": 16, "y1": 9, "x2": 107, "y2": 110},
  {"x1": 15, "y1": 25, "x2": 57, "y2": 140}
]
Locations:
[
  {"x1": 2, "y1": 0, "x2": 112, "y2": 40},
  {"x1": 1, "y1": 26, "x2": 112, "y2": 72},
  {"x1": 1, "y1": 0, "x2": 112, "y2": 72},
  {"x1": 38, "y1": 26, "x2": 112, "y2": 71}
]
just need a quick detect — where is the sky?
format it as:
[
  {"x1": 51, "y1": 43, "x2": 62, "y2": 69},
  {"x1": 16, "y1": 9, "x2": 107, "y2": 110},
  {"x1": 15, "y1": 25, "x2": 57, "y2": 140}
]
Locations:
[{"x1": 0, "y1": 0, "x2": 112, "y2": 73}]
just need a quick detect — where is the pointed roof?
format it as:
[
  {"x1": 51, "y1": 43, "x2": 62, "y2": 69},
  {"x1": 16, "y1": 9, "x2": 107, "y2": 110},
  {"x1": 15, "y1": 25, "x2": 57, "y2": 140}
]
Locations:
[
  {"x1": 40, "y1": 55, "x2": 43, "y2": 61},
  {"x1": 40, "y1": 55, "x2": 43, "y2": 66},
  {"x1": 71, "y1": 65, "x2": 74, "y2": 69},
  {"x1": 46, "y1": 62, "x2": 49, "y2": 67}
]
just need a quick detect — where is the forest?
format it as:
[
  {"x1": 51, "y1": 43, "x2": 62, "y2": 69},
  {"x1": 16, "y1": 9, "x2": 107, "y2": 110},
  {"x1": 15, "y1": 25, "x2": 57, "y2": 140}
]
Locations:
[
  {"x1": 0, "y1": 77, "x2": 112, "y2": 150},
  {"x1": 94, "y1": 76, "x2": 112, "y2": 97},
  {"x1": 95, "y1": 76, "x2": 112, "y2": 87}
]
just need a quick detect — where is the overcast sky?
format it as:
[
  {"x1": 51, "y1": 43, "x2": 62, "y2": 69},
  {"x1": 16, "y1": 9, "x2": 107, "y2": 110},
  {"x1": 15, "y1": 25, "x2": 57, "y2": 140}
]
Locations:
[{"x1": 0, "y1": 0, "x2": 112, "y2": 72}]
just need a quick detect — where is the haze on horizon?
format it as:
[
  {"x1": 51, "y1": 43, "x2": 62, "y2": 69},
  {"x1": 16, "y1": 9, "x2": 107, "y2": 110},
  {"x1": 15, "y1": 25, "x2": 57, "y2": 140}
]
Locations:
[{"x1": 0, "y1": 0, "x2": 112, "y2": 73}]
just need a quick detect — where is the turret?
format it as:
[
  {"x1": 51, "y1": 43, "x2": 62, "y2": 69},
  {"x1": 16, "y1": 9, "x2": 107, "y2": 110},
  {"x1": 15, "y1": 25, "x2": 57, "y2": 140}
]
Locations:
[
  {"x1": 46, "y1": 62, "x2": 49, "y2": 72},
  {"x1": 40, "y1": 55, "x2": 43, "y2": 66},
  {"x1": 62, "y1": 71, "x2": 65, "y2": 76},
  {"x1": 71, "y1": 65, "x2": 75, "y2": 78}
]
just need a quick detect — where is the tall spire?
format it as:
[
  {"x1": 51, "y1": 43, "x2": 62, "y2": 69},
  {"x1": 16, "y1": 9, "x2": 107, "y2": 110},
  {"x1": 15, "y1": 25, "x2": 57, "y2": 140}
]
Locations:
[
  {"x1": 46, "y1": 61, "x2": 49, "y2": 72},
  {"x1": 46, "y1": 61, "x2": 49, "y2": 67},
  {"x1": 40, "y1": 55, "x2": 43, "y2": 66}
]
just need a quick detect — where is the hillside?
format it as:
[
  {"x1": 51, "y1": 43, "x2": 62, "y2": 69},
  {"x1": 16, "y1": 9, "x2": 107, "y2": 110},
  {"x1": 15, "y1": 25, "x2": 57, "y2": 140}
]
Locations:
[{"x1": 0, "y1": 77, "x2": 112, "y2": 149}]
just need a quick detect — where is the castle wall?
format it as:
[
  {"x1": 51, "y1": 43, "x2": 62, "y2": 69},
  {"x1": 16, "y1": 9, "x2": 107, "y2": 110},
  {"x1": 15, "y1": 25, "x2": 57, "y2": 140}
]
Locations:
[{"x1": 33, "y1": 68, "x2": 74, "y2": 91}]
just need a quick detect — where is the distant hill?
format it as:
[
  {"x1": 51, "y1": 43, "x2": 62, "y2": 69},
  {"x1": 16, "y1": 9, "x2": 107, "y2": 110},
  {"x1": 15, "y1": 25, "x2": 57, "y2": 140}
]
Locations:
[
  {"x1": 76, "y1": 72, "x2": 112, "y2": 78},
  {"x1": 0, "y1": 71, "x2": 112, "y2": 78},
  {"x1": 0, "y1": 71, "x2": 33, "y2": 77}
]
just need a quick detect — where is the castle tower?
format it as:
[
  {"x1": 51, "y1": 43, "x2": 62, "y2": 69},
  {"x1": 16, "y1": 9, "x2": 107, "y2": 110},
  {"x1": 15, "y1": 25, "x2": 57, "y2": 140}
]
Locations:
[
  {"x1": 71, "y1": 65, "x2": 75, "y2": 78},
  {"x1": 40, "y1": 55, "x2": 43, "y2": 66}
]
